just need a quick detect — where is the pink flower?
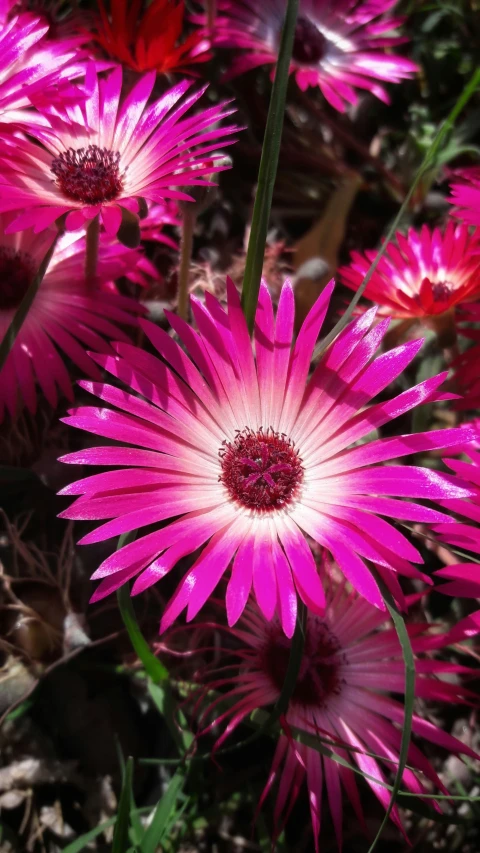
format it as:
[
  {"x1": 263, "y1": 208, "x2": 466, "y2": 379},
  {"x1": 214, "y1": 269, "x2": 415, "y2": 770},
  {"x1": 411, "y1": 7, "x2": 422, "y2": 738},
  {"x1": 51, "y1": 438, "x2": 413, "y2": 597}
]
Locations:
[
  {"x1": 196, "y1": 0, "x2": 417, "y2": 112},
  {"x1": 429, "y1": 450, "x2": 480, "y2": 596},
  {"x1": 140, "y1": 201, "x2": 181, "y2": 251},
  {"x1": 0, "y1": 216, "x2": 146, "y2": 420},
  {"x1": 452, "y1": 303, "x2": 480, "y2": 409},
  {"x1": 0, "y1": 64, "x2": 238, "y2": 236},
  {"x1": 339, "y1": 223, "x2": 480, "y2": 321},
  {"x1": 0, "y1": 11, "x2": 84, "y2": 128},
  {"x1": 59, "y1": 279, "x2": 471, "y2": 633},
  {"x1": 172, "y1": 579, "x2": 480, "y2": 850},
  {"x1": 449, "y1": 167, "x2": 480, "y2": 228}
]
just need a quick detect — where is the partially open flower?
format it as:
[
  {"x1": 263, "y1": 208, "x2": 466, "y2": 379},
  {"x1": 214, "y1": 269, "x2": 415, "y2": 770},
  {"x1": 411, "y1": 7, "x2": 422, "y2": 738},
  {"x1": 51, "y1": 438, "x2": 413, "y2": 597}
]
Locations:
[
  {"x1": 92, "y1": 0, "x2": 211, "y2": 77},
  {"x1": 339, "y1": 223, "x2": 480, "y2": 345}
]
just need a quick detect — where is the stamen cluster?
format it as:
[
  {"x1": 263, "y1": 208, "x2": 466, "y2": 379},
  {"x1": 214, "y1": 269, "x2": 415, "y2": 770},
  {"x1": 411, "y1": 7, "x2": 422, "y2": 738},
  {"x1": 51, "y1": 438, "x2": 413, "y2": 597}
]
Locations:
[{"x1": 219, "y1": 426, "x2": 304, "y2": 511}]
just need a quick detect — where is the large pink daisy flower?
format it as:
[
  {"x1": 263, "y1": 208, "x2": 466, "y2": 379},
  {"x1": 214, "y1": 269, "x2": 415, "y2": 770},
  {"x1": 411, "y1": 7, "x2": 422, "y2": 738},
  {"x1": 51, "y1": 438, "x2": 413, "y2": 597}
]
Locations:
[
  {"x1": 0, "y1": 64, "x2": 238, "y2": 235},
  {"x1": 339, "y1": 223, "x2": 480, "y2": 323},
  {"x1": 0, "y1": 217, "x2": 146, "y2": 420},
  {"x1": 0, "y1": 11, "x2": 84, "y2": 127},
  {"x1": 59, "y1": 279, "x2": 471, "y2": 634},
  {"x1": 171, "y1": 579, "x2": 480, "y2": 850},
  {"x1": 449, "y1": 167, "x2": 480, "y2": 228},
  {"x1": 196, "y1": 0, "x2": 417, "y2": 112}
]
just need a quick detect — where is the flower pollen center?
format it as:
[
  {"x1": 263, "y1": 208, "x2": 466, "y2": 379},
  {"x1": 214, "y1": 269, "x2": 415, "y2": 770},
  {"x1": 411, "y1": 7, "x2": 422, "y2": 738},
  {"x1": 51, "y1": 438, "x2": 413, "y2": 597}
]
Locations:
[
  {"x1": 292, "y1": 17, "x2": 327, "y2": 65},
  {"x1": 51, "y1": 144, "x2": 124, "y2": 205},
  {"x1": 418, "y1": 276, "x2": 454, "y2": 314},
  {"x1": 431, "y1": 280, "x2": 453, "y2": 301},
  {"x1": 262, "y1": 618, "x2": 343, "y2": 707},
  {"x1": 219, "y1": 427, "x2": 303, "y2": 512},
  {"x1": 0, "y1": 248, "x2": 35, "y2": 310}
]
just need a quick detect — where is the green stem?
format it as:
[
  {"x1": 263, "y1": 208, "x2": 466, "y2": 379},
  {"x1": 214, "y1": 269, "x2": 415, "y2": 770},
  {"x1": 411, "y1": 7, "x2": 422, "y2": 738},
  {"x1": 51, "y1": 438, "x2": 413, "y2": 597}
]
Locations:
[
  {"x1": 241, "y1": 0, "x2": 299, "y2": 333},
  {"x1": 85, "y1": 215, "x2": 100, "y2": 284},
  {"x1": 116, "y1": 583, "x2": 169, "y2": 685},
  {"x1": 313, "y1": 65, "x2": 480, "y2": 360},
  {"x1": 0, "y1": 231, "x2": 60, "y2": 373},
  {"x1": 177, "y1": 207, "x2": 196, "y2": 321}
]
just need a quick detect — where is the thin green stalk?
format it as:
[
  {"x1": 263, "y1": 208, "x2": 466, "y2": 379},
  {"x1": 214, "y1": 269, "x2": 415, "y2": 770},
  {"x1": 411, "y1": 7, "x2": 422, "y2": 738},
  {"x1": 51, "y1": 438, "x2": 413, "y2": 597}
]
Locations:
[
  {"x1": 0, "y1": 231, "x2": 60, "y2": 373},
  {"x1": 241, "y1": 0, "x2": 299, "y2": 332},
  {"x1": 367, "y1": 585, "x2": 415, "y2": 853},
  {"x1": 313, "y1": 66, "x2": 480, "y2": 360},
  {"x1": 85, "y1": 215, "x2": 100, "y2": 283},
  {"x1": 177, "y1": 207, "x2": 196, "y2": 321}
]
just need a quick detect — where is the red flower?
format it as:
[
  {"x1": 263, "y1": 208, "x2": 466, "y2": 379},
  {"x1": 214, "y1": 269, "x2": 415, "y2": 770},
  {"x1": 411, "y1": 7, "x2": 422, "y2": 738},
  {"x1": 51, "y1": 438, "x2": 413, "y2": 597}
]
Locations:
[{"x1": 93, "y1": 0, "x2": 211, "y2": 76}]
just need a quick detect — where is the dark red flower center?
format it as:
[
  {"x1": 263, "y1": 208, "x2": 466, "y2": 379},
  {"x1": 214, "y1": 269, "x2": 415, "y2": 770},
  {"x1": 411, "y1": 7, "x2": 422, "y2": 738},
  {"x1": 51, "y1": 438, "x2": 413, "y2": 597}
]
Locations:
[
  {"x1": 0, "y1": 248, "x2": 35, "y2": 310},
  {"x1": 262, "y1": 617, "x2": 343, "y2": 707},
  {"x1": 418, "y1": 276, "x2": 454, "y2": 314},
  {"x1": 51, "y1": 145, "x2": 124, "y2": 205},
  {"x1": 219, "y1": 427, "x2": 303, "y2": 512},
  {"x1": 292, "y1": 17, "x2": 327, "y2": 65}
]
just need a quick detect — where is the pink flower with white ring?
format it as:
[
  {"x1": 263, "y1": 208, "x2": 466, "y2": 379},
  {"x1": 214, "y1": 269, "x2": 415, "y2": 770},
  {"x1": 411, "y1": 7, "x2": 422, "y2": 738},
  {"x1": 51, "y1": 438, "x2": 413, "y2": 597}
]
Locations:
[
  {"x1": 59, "y1": 279, "x2": 472, "y2": 634},
  {"x1": 195, "y1": 0, "x2": 418, "y2": 112},
  {"x1": 0, "y1": 64, "x2": 238, "y2": 236}
]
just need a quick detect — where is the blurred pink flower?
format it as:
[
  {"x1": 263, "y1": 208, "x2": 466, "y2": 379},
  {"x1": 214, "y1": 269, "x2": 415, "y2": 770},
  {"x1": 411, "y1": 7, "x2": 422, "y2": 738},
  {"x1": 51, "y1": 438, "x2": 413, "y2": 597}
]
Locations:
[
  {"x1": 339, "y1": 223, "x2": 480, "y2": 321},
  {"x1": 0, "y1": 64, "x2": 238, "y2": 236},
  {"x1": 59, "y1": 279, "x2": 470, "y2": 631},
  {"x1": 430, "y1": 449, "x2": 480, "y2": 596},
  {"x1": 452, "y1": 303, "x2": 480, "y2": 409},
  {"x1": 140, "y1": 200, "x2": 181, "y2": 251},
  {"x1": 449, "y1": 167, "x2": 480, "y2": 228},
  {"x1": 0, "y1": 217, "x2": 146, "y2": 420},
  {"x1": 196, "y1": 0, "x2": 417, "y2": 111},
  {"x1": 0, "y1": 11, "x2": 84, "y2": 127},
  {"x1": 179, "y1": 581, "x2": 480, "y2": 850}
]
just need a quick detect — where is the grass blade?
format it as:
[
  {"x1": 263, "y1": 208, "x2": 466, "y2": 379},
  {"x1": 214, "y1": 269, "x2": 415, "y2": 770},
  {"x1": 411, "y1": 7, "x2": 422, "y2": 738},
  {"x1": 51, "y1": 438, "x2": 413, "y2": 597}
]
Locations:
[
  {"x1": 241, "y1": 0, "x2": 299, "y2": 332},
  {"x1": 112, "y1": 756, "x2": 134, "y2": 853},
  {"x1": 367, "y1": 587, "x2": 415, "y2": 852},
  {"x1": 140, "y1": 770, "x2": 185, "y2": 853}
]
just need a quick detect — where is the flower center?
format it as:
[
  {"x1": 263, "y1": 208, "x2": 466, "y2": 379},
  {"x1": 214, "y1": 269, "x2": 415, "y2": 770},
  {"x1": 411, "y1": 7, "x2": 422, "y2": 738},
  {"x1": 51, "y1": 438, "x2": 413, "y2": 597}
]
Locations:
[
  {"x1": 0, "y1": 248, "x2": 35, "y2": 310},
  {"x1": 418, "y1": 277, "x2": 454, "y2": 314},
  {"x1": 430, "y1": 280, "x2": 453, "y2": 301},
  {"x1": 51, "y1": 145, "x2": 124, "y2": 205},
  {"x1": 219, "y1": 427, "x2": 303, "y2": 512},
  {"x1": 262, "y1": 617, "x2": 343, "y2": 707},
  {"x1": 292, "y1": 16, "x2": 327, "y2": 65}
]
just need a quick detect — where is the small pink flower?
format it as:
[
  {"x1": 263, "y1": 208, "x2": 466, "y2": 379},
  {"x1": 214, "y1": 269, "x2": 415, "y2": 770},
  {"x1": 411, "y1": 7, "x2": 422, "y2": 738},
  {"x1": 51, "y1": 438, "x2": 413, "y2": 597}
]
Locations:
[
  {"x1": 0, "y1": 216, "x2": 146, "y2": 420},
  {"x1": 452, "y1": 303, "x2": 480, "y2": 409},
  {"x1": 140, "y1": 201, "x2": 181, "y2": 250},
  {"x1": 172, "y1": 579, "x2": 480, "y2": 850},
  {"x1": 195, "y1": 0, "x2": 417, "y2": 112},
  {"x1": 339, "y1": 222, "x2": 480, "y2": 321},
  {"x1": 430, "y1": 450, "x2": 480, "y2": 596},
  {"x1": 0, "y1": 64, "x2": 238, "y2": 236},
  {"x1": 59, "y1": 279, "x2": 471, "y2": 633},
  {"x1": 449, "y1": 167, "x2": 480, "y2": 228},
  {"x1": 0, "y1": 11, "x2": 84, "y2": 127}
]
